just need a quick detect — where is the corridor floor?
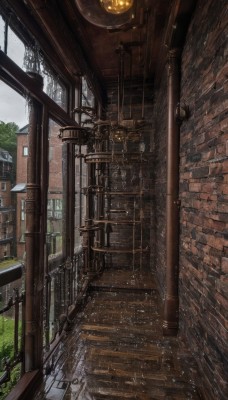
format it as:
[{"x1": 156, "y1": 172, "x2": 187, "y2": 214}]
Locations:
[{"x1": 35, "y1": 268, "x2": 204, "y2": 400}]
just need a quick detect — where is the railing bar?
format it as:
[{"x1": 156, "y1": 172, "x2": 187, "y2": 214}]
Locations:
[{"x1": 14, "y1": 290, "x2": 19, "y2": 356}]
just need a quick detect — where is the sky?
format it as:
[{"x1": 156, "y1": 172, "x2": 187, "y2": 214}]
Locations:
[
  {"x1": 0, "y1": 82, "x2": 28, "y2": 129},
  {"x1": 0, "y1": 16, "x2": 28, "y2": 129}
]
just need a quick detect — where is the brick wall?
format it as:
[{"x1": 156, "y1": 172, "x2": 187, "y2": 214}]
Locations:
[
  {"x1": 152, "y1": 0, "x2": 227, "y2": 398},
  {"x1": 104, "y1": 82, "x2": 153, "y2": 269},
  {"x1": 179, "y1": 1, "x2": 227, "y2": 399}
]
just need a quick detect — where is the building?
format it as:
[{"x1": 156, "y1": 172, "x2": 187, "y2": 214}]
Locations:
[
  {"x1": 0, "y1": 148, "x2": 15, "y2": 259},
  {"x1": 0, "y1": 1, "x2": 227, "y2": 399}
]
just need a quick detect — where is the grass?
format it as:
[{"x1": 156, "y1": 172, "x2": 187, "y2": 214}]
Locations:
[{"x1": 0, "y1": 316, "x2": 22, "y2": 399}]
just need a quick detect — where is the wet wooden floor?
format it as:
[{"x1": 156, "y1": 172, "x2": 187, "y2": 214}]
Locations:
[{"x1": 35, "y1": 268, "x2": 204, "y2": 400}]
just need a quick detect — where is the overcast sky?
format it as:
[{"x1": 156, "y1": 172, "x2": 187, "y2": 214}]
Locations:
[
  {"x1": 0, "y1": 16, "x2": 28, "y2": 129},
  {"x1": 0, "y1": 81, "x2": 28, "y2": 129}
]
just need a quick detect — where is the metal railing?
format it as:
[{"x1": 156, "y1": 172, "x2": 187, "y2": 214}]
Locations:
[
  {"x1": 0, "y1": 264, "x2": 25, "y2": 392},
  {"x1": 0, "y1": 251, "x2": 86, "y2": 396},
  {"x1": 44, "y1": 250, "x2": 85, "y2": 351}
]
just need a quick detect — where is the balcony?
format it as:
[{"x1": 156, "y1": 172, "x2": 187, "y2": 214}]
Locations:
[
  {"x1": 0, "y1": 236, "x2": 13, "y2": 245},
  {"x1": 0, "y1": 262, "x2": 205, "y2": 400}
]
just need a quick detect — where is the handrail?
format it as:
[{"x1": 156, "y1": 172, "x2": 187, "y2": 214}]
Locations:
[{"x1": 0, "y1": 263, "x2": 24, "y2": 287}]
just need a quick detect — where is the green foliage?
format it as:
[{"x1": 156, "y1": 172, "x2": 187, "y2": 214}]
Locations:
[
  {"x1": 0, "y1": 317, "x2": 22, "y2": 399},
  {"x1": 0, "y1": 364, "x2": 21, "y2": 400},
  {"x1": 0, "y1": 121, "x2": 19, "y2": 181},
  {"x1": 0, "y1": 317, "x2": 15, "y2": 365},
  {"x1": 0, "y1": 121, "x2": 18, "y2": 156}
]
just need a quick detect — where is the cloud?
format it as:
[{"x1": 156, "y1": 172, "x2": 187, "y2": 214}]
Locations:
[
  {"x1": 0, "y1": 80, "x2": 28, "y2": 129},
  {"x1": 0, "y1": 18, "x2": 28, "y2": 129}
]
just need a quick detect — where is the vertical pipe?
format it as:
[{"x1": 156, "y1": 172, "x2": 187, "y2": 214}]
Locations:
[
  {"x1": 62, "y1": 142, "x2": 75, "y2": 259},
  {"x1": 25, "y1": 73, "x2": 43, "y2": 370},
  {"x1": 163, "y1": 49, "x2": 180, "y2": 336},
  {"x1": 69, "y1": 142, "x2": 75, "y2": 258}
]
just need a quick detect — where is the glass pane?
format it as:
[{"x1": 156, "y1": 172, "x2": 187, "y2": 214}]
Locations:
[
  {"x1": 0, "y1": 15, "x2": 4, "y2": 51},
  {"x1": 43, "y1": 70, "x2": 68, "y2": 112},
  {"x1": 46, "y1": 119, "x2": 63, "y2": 260},
  {"x1": 81, "y1": 77, "x2": 94, "y2": 108},
  {"x1": 7, "y1": 26, "x2": 25, "y2": 69},
  {"x1": 0, "y1": 82, "x2": 28, "y2": 266},
  {"x1": 45, "y1": 119, "x2": 63, "y2": 346},
  {"x1": 74, "y1": 145, "x2": 87, "y2": 250}
]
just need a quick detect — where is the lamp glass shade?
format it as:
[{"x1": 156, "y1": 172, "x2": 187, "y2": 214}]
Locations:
[{"x1": 100, "y1": 0, "x2": 133, "y2": 14}]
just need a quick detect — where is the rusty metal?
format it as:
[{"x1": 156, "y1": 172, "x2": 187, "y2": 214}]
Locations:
[
  {"x1": 59, "y1": 126, "x2": 89, "y2": 144},
  {"x1": 25, "y1": 73, "x2": 43, "y2": 371},
  {"x1": 85, "y1": 152, "x2": 148, "y2": 164},
  {"x1": 163, "y1": 49, "x2": 181, "y2": 336},
  {"x1": 91, "y1": 246, "x2": 149, "y2": 254},
  {"x1": 43, "y1": 251, "x2": 84, "y2": 350}
]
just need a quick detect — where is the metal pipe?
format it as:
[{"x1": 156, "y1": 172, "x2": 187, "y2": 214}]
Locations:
[
  {"x1": 25, "y1": 73, "x2": 43, "y2": 370},
  {"x1": 163, "y1": 49, "x2": 180, "y2": 336}
]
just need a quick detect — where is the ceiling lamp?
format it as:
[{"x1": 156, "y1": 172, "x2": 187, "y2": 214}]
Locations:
[
  {"x1": 100, "y1": 0, "x2": 133, "y2": 14},
  {"x1": 75, "y1": 0, "x2": 135, "y2": 29}
]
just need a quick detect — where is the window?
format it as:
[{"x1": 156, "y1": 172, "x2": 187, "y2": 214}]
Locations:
[
  {"x1": 54, "y1": 199, "x2": 62, "y2": 211},
  {"x1": 49, "y1": 146, "x2": 53, "y2": 161},
  {"x1": 0, "y1": 15, "x2": 4, "y2": 51},
  {"x1": 21, "y1": 199, "x2": 25, "y2": 210},
  {"x1": 0, "y1": 197, "x2": 3, "y2": 207},
  {"x1": 23, "y1": 146, "x2": 28, "y2": 156},
  {"x1": 0, "y1": 9, "x2": 68, "y2": 112},
  {"x1": 7, "y1": 26, "x2": 25, "y2": 69},
  {"x1": 19, "y1": 233, "x2": 25, "y2": 243},
  {"x1": 1, "y1": 182, "x2": 6, "y2": 191},
  {"x1": 21, "y1": 199, "x2": 25, "y2": 221},
  {"x1": 81, "y1": 77, "x2": 95, "y2": 108}
]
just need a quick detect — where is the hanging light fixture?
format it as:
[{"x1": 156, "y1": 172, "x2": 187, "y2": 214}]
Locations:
[{"x1": 100, "y1": 0, "x2": 134, "y2": 14}]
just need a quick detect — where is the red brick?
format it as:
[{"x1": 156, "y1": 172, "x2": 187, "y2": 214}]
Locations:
[
  {"x1": 189, "y1": 182, "x2": 201, "y2": 192},
  {"x1": 221, "y1": 257, "x2": 228, "y2": 273}
]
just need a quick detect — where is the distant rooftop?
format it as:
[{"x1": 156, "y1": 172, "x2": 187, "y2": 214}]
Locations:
[
  {"x1": 0, "y1": 148, "x2": 13, "y2": 163},
  {"x1": 17, "y1": 124, "x2": 28, "y2": 135}
]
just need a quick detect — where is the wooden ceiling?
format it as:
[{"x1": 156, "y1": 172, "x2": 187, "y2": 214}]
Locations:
[{"x1": 5, "y1": 0, "x2": 196, "y2": 102}]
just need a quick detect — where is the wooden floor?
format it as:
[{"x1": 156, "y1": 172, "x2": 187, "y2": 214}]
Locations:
[{"x1": 35, "y1": 268, "x2": 204, "y2": 400}]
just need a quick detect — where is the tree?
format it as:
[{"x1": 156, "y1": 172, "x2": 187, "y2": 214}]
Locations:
[
  {"x1": 0, "y1": 121, "x2": 19, "y2": 181},
  {"x1": 0, "y1": 121, "x2": 18, "y2": 155}
]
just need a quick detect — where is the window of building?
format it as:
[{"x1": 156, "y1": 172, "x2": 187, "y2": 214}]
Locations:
[
  {"x1": 49, "y1": 146, "x2": 53, "y2": 161},
  {"x1": 21, "y1": 210, "x2": 25, "y2": 221},
  {"x1": 0, "y1": 196, "x2": 3, "y2": 207},
  {"x1": 1, "y1": 182, "x2": 6, "y2": 191},
  {"x1": 19, "y1": 233, "x2": 25, "y2": 243},
  {"x1": 23, "y1": 146, "x2": 28, "y2": 156}
]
